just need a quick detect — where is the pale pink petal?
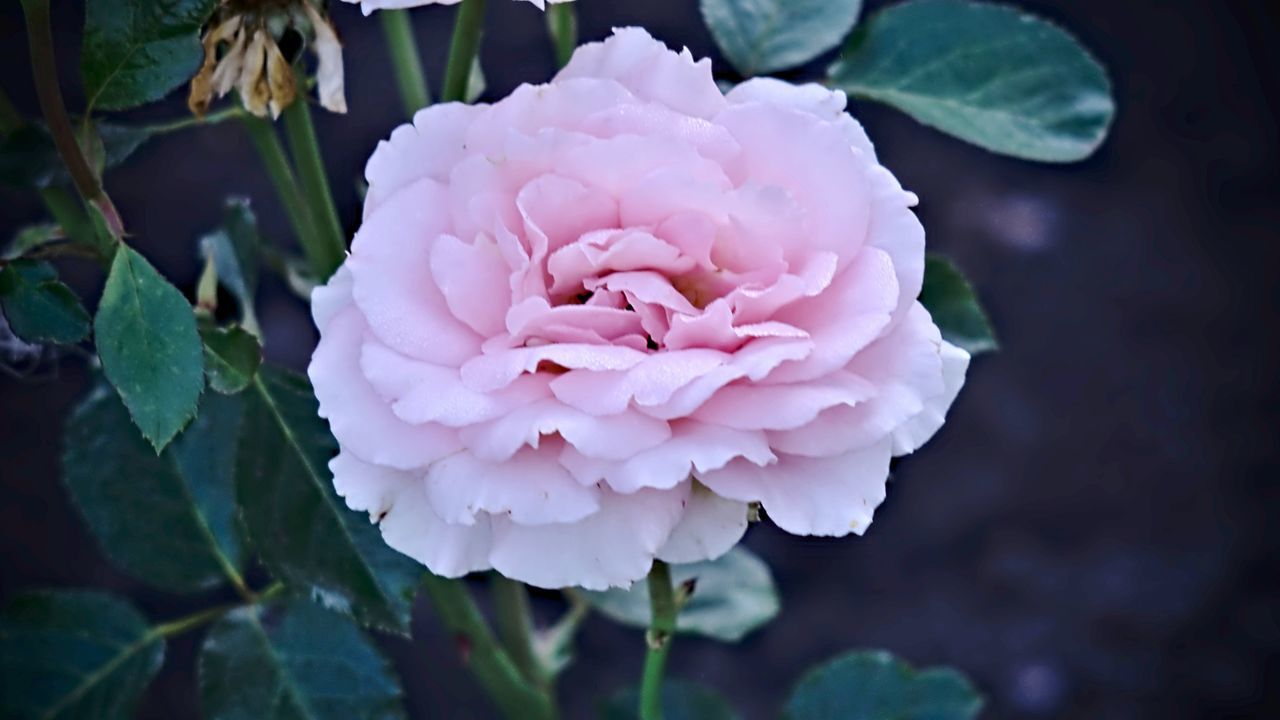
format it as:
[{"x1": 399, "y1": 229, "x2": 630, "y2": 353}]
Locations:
[
  {"x1": 489, "y1": 487, "x2": 686, "y2": 590},
  {"x1": 726, "y1": 77, "x2": 876, "y2": 160},
  {"x1": 460, "y1": 343, "x2": 649, "y2": 392},
  {"x1": 459, "y1": 398, "x2": 671, "y2": 461},
  {"x1": 364, "y1": 103, "x2": 484, "y2": 217},
  {"x1": 657, "y1": 484, "x2": 750, "y2": 564},
  {"x1": 549, "y1": 232, "x2": 695, "y2": 296},
  {"x1": 431, "y1": 233, "x2": 511, "y2": 337},
  {"x1": 892, "y1": 340, "x2": 970, "y2": 455},
  {"x1": 310, "y1": 263, "x2": 353, "y2": 331},
  {"x1": 550, "y1": 350, "x2": 727, "y2": 416},
  {"x1": 330, "y1": 451, "x2": 412, "y2": 521},
  {"x1": 309, "y1": 309, "x2": 462, "y2": 469},
  {"x1": 559, "y1": 419, "x2": 774, "y2": 493},
  {"x1": 360, "y1": 341, "x2": 550, "y2": 426},
  {"x1": 693, "y1": 371, "x2": 875, "y2": 431},
  {"x1": 698, "y1": 441, "x2": 892, "y2": 537},
  {"x1": 556, "y1": 27, "x2": 726, "y2": 120},
  {"x1": 765, "y1": 247, "x2": 898, "y2": 384},
  {"x1": 380, "y1": 477, "x2": 494, "y2": 578},
  {"x1": 349, "y1": 178, "x2": 482, "y2": 365},
  {"x1": 425, "y1": 443, "x2": 601, "y2": 526}
]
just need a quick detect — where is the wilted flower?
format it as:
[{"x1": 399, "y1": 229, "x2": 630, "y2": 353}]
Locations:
[
  {"x1": 342, "y1": 0, "x2": 571, "y2": 15},
  {"x1": 309, "y1": 28, "x2": 968, "y2": 590},
  {"x1": 190, "y1": 0, "x2": 346, "y2": 119}
]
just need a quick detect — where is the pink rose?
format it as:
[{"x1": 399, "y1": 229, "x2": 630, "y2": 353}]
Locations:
[
  {"x1": 309, "y1": 28, "x2": 968, "y2": 590},
  {"x1": 342, "y1": 0, "x2": 570, "y2": 15}
]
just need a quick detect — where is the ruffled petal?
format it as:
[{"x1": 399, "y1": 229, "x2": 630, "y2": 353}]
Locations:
[
  {"x1": 657, "y1": 483, "x2": 750, "y2": 564},
  {"x1": 425, "y1": 442, "x2": 601, "y2": 525},
  {"x1": 698, "y1": 441, "x2": 892, "y2": 537},
  {"x1": 489, "y1": 486, "x2": 685, "y2": 590}
]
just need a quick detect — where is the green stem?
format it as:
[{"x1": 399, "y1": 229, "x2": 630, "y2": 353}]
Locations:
[
  {"x1": 240, "y1": 115, "x2": 325, "y2": 276},
  {"x1": 639, "y1": 561, "x2": 677, "y2": 720},
  {"x1": 422, "y1": 574, "x2": 557, "y2": 720},
  {"x1": 19, "y1": 0, "x2": 123, "y2": 240},
  {"x1": 380, "y1": 9, "x2": 431, "y2": 116},
  {"x1": 441, "y1": 0, "x2": 487, "y2": 103},
  {"x1": 546, "y1": 2, "x2": 577, "y2": 68},
  {"x1": 143, "y1": 105, "x2": 245, "y2": 135},
  {"x1": 491, "y1": 575, "x2": 547, "y2": 691},
  {"x1": 40, "y1": 186, "x2": 108, "y2": 261},
  {"x1": 280, "y1": 90, "x2": 346, "y2": 280}
]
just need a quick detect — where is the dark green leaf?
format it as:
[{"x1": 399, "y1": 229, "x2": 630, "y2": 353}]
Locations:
[
  {"x1": 198, "y1": 599, "x2": 406, "y2": 720},
  {"x1": 783, "y1": 650, "x2": 983, "y2": 720},
  {"x1": 0, "y1": 122, "x2": 154, "y2": 190},
  {"x1": 94, "y1": 245, "x2": 205, "y2": 451},
  {"x1": 829, "y1": 0, "x2": 1114, "y2": 162},
  {"x1": 202, "y1": 325, "x2": 262, "y2": 394},
  {"x1": 235, "y1": 367, "x2": 422, "y2": 634},
  {"x1": 81, "y1": 0, "x2": 218, "y2": 111},
  {"x1": 583, "y1": 547, "x2": 779, "y2": 642},
  {"x1": 919, "y1": 255, "x2": 997, "y2": 355},
  {"x1": 199, "y1": 198, "x2": 261, "y2": 334},
  {"x1": 63, "y1": 382, "x2": 245, "y2": 592},
  {"x1": 701, "y1": 0, "x2": 863, "y2": 76},
  {"x1": 600, "y1": 679, "x2": 738, "y2": 720},
  {"x1": 0, "y1": 260, "x2": 90, "y2": 344},
  {"x1": 0, "y1": 590, "x2": 164, "y2": 720}
]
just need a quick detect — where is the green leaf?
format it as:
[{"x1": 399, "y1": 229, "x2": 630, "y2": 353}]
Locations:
[
  {"x1": 918, "y1": 255, "x2": 997, "y2": 355},
  {"x1": 0, "y1": 590, "x2": 164, "y2": 720},
  {"x1": 600, "y1": 679, "x2": 739, "y2": 720},
  {"x1": 783, "y1": 650, "x2": 983, "y2": 720},
  {"x1": 828, "y1": 0, "x2": 1114, "y2": 162},
  {"x1": 0, "y1": 121, "x2": 154, "y2": 190},
  {"x1": 6, "y1": 222, "x2": 64, "y2": 259},
  {"x1": 0, "y1": 260, "x2": 90, "y2": 344},
  {"x1": 63, "y1": 382, "x2": 246, "y2": 592},
  {"x1": 582, "y1": 547, "x2": 779, "y2": 642},
  {"x1": 198, "y1": 599, "x2": 406, "y2": 720},
  {"x1": 235, "y1": 367, "x2": 422, "y2": 634},
  {"x1": 199, "y1": 198, "x2": 262, "y2": 334},
  {"x1": 701, "y1": 0, "x2": 863, "y2": 76},
  {"x1": 202, "y1": 326, "x2": 262, "y2": 395},
  {"x1": 94, "y1": 245, "x2": 205, "y2": 451},
  {"x1": 81, "y1": 0, "x2": 218, "y2": 111}
]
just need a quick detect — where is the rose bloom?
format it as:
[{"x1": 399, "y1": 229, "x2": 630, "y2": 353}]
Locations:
[
  {"x1": 309, "y1": 28, "x2": 969, "y2": 590},
  {"x1": 343, "y1": 0, "x2": 570, "y2": 14}
]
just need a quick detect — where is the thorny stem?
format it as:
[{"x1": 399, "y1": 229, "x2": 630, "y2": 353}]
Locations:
[
  {"x1": 441, "y1": 0, "x2": 487, "y2": 103},
  {"x1": 19, "y1": 0, "x2": 123, "y2": 241},
  {"x1": 380, "y1": 9, "x2": 432, "y2": 115},
  {"x1": 422, "y1": 574, "x2": 558, "y2": 720},
  {"x1": 639, "y1": 561, "x2": 677, "y2": 720}
]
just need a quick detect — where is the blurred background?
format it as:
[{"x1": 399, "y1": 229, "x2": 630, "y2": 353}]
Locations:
[{"x1": 1, "y1": 1, "x2": 1277, "y2": 718}]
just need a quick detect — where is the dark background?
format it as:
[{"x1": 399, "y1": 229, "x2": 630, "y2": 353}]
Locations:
[{"x1": 1, "y1": 1, "x2": 1277, "y2": 718}]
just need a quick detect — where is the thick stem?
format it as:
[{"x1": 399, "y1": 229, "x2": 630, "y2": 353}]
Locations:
[
  {"x1": 280, "y1": 90, "x2": 346, "y2": 280},
  {"x1": 20, "y1": 0, "x2": 123, "y2": 240},
  {"x1": 240, "y1": 115, "x2": 323, "y2": 272},
  {"x1": 380, "y1": 9, "x2": 431, "y2": 116},
  {"x1": 441, "y1": 0, "x2": 487, "y2": 103},
  {"x1": 639, "y1": 561, "x2": 677, "y2": 720},
  {"x1": 491, "y1": 575, "x2": 547, "y2": 691},
  {"x1": 422, "y1": 574, "x2": 557, "y2": 720},
  {"x1": 546, "y1": 3, "x2": 577, "y2": 68}
]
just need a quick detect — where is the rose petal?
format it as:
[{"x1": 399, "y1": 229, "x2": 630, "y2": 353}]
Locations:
[{"x1": 425, "y1": 442, "x2": 601, "y2": 526}]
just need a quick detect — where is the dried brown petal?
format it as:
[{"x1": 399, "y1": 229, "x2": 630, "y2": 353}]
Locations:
[
  {"x1": 188, "y1": 15, "x2": 243, "y2": 117},
  {"x1": 265, "y1": 37, "x2": 297, "y2": 118},
  {"x1": 239, "y1": 29, "x2": 271, "y2": 118},
  {"x1": 304, "y1": 3, "x2": 347, "y2": 114}
]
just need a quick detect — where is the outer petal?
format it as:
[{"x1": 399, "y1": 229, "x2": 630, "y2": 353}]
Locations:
[
  {"x1": 310, "y1": 263, "x2": 354, "y2": 331},
  {"x1": 425, "y1": 444, "x2": 601, "y2": 525},
  {"x1": 329, "y1": 450, "x2": 492, "y2": 578},
  {"x1": 698, "y1": 441, "x2": 893, "y2": 537},
  {"x1": 891, "y1": 340, "x2": 970, "y2": 455},
  {"x1": 556, "y1": 27, "x2": 726, "y2": 120},
  {"x1": 309, "y1": 308, "x2": 462, "y2": 469},
  {"x1": 349, "y1": 178, "x2": 483, "y2": 365},
  {"x1": 364, "y1": 102, "x2": 483, "y2": 216},
  {"x1": 489, "y1": 487, "x2": 686, "y2": 590},
  {"x1": 726, "y1": 77, "x2": 876, "y2": 160},
  {"x1": 656, "y1": 484, "x2": 750, "y2": 564}
]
